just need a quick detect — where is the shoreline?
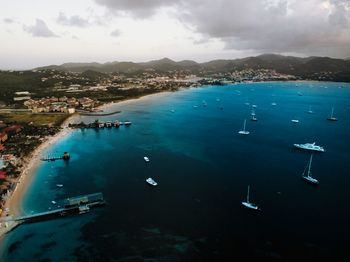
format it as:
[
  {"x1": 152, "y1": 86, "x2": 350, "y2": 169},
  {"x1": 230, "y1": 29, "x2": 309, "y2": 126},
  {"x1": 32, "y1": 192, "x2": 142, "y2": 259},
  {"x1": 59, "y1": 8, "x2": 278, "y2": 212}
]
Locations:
[
  {"x1": 1, "y1": 116, "x2": 76, "y2": 219},
  {"x1": 1, "y1": 90, "x2": 174, "y2": 220}
]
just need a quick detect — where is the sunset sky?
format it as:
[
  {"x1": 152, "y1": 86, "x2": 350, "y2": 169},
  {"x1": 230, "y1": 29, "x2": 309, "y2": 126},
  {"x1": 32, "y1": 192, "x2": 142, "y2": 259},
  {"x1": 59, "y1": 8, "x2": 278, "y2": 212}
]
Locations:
[{"x1": 1, "y1": 0, "x2": 349, "y2": 69}]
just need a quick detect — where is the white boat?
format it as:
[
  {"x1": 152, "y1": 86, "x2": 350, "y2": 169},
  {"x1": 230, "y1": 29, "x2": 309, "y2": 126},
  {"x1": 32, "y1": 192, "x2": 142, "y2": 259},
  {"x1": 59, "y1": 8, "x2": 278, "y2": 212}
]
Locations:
[
  {"x1": 327, "y1": 107, "x2": 338, "y2": 121},
  {"x1": 291, "y1": 119, "x2": 299, "y2": 123},
  {"x1": 251, "y1": 115, "x2": 258, "y2": 121},
  {"x1": 79, "y1": 205, "x2": 90, "y2": 214},
  {"x1": 216, "y1": 98, "x2": 220, "y2": 102},
  {"x1": 308, "y1": 106, "x2": 313, "y2": 114},
  {"x1": 144, "y1": 156, "x2": 150, "y2": 162},
  {"x1": 56, "y1": 184, "x2": 63, "y2": 188},
  {"x1": 242, "y1": 185, "x2": 259, "y2": 210},
  {"x1": 146, "y1": 178, "x2": 158, "y2": 186},
  {"x1": 293, "y1": 142, "x2": 325, "y2": 152},
  {"x1": 271, "y1": 102, "x2": 277, "y2": 106},
  {"x1": 51, "y1": 201, "x2": 56, "y2": 205},
  {"x1": 193, "y1": 105, "x2": 198, "y2": 108},
  {"x1": 124, "y1": 121, "x2": 132, "y2": 126},
  {"x1": 301, "y1": 154, "x2": 319, "y2": 184},
  {"x1": 170, "y1": 109, "x2": 175, "y2": 113},
  {"x1": 238, "y1": 119, "x2": 250, "y2": 135},
  {"x1": 252, "y1": 105, "x2": 257, "y2": 108}
]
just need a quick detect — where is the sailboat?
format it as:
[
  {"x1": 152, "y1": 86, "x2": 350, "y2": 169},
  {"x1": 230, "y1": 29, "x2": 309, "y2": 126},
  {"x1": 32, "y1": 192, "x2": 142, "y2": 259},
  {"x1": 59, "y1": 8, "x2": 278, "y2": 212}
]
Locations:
[
  {"x1": 327, "y1": 107, "x2": 338, "y2": 121},
  {"x1": 238, "y1": 119, "x2": 250, "y2": 135},
  {"x1": 301, "y1": 154, "x2": 319, "y2": 184},
  {"x1": 308, "y1": 106, "x2": 313, "y2": 114},
  {"x1": 242, "y1": 185, "x2": 259, "y2": 210}
]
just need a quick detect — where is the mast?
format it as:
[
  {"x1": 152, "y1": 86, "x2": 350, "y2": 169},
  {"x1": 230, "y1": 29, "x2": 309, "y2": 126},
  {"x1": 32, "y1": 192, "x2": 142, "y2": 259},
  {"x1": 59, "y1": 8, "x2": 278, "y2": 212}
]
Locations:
[
  {"x1": 331, "y1": 107, "x2": 334, "y2": 118},
  {"x1": 243, "y1": 119, "x2": 246, "y2": 131},
  {"x1": 247, "y1": 185, "x2": 250, "y2": 203},
  {"x1": 308, "y1": 154, "x2": 313, "y2": 177}
]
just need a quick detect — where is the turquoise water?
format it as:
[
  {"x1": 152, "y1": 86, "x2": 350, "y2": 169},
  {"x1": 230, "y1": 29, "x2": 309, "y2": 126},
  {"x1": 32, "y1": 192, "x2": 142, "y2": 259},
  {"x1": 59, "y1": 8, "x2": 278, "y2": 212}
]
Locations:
[{"x1": 1, "y1": 81, "x2": 350, "y2": 261}]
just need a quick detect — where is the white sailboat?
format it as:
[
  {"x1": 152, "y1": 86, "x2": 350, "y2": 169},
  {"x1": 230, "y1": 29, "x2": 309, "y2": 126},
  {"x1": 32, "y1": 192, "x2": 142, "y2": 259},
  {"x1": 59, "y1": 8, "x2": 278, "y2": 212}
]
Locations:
[
  {"x1": 327, "y1": 107, "x2": 338, "y2": 121},
  {"x1": 242, "y1": 185, "x2": 259, "y2": 210},
  {"x1": 301, "y1": 154, "x2": 319, "y2": 184},
  {"x1": 308, "y1": 106, "x2": 313, "y2": 114},
  {"x1": 238, "y1": 119, "x2": 250, "y2": 135}
]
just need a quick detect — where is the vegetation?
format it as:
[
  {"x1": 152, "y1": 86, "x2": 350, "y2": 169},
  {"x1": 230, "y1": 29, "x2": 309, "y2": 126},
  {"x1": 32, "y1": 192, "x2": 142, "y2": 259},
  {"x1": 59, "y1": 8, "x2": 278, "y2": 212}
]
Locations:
[{"x1": 0, "y1": 113, "x2": 68, "y2": 126}]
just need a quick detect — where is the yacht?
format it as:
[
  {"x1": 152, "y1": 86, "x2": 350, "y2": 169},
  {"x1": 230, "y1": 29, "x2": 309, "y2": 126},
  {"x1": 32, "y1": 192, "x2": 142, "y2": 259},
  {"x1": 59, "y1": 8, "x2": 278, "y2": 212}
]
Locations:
[
  {"x1": 242, "y1": 185, "x2": 259, "y2": 210},
  {"x1": 271, "y1": 102, "x2": 277, "y2": 106},
  {"x1": 251, "y1": 115, "x2": 258, "y2": 121},
  {"x1": 308, "y1": 106, "x2": 313, "y2": 114},
  {"x1": 301, "y1": 154, "x2": 319, "y2": 184},
  {"x1": 327, "y1": 107, "x2": 338, "y2": 121},
  {"x1": 146, "y1": 178, "x2": 158, "y2": 186},
  {"x1": 79, "y1": 205, "x2": 90, "y2": 214},
  {"x1": 238, "y1": 119, "x2": 250, "y2": 135},
  {"x1": 124, "y1": 121, "x2": 132, "y2": 126},
  {"x1": 293, "y1": 142, "x2": 325, "y2": 152},
  {"x1": 144, "y1": 156, "x2": 150, "y2": 162},
  {"x1": 291, "y1": 119, "x2": 299, "y2": 123},
  {"x1": 56, "y1": 184, "x2": 63, "y2": 188},
  {"x1": 51, "y1": 201, "x2": 57, "y2": 205}
]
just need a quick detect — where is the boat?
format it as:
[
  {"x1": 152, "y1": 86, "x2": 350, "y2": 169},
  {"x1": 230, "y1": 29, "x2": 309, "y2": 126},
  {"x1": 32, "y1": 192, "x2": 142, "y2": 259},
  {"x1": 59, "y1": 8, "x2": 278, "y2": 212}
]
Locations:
[
  {"x1": 79, "y1": 205, "x2": 90, "y2": 214},
  {"x1": 56, "y1": 184, "x2": 63, "y2": 188},
  {"x1": 301, "y1": 154, "x2": 319, "y2": 184},
  {"x1": 252, "y1": 104, "x2": 257, "y2": 108},
  {"x1": 146, "y1": 178, "x2": 158, "y2": 186},
  {"x1": 298, "y1": 92, "x2": 303, "y2": 96},
  {"x1": 170, "y1": 109, "x2": 175, "y2": 113},
  {"x1": 293, "y1": 142, "x2": 325, "y2": 152},
  {"x1": 238, "y1": 119, "x2": 250, "y2": 135},
  {"x1": 242, "y1": 185, "x2": 259, "y2": 210},
  {"x1": 291, "y1": 119, "x2": 299, "y2": 123},
  {"x1": 327, "y1": 107, "x2": 338, "y2": 121},
  {"x1": 51, "y1": 201, "x2": 56, "y2": 204},
  {"x1": 124, "y1": 121, "x2": 132, "y2": 126},
  {"x1": 193, "y1": 105, "x2": 198, "y2": 108},
  {"x1": 308, "y1": 106, "x2": 313, "y2": 114},
  {"x1": 216, "y1": 98, "x2": 220, "y2": 102},
  {"x1": 251, "y1": 115, "x2": 258, "y2": 121},
  {"x1": 271, "y1": 102, "x2": 277, "y2": 106},
  {"x1": 144, "y1": 156, "x2": 150, "y2": 162}
]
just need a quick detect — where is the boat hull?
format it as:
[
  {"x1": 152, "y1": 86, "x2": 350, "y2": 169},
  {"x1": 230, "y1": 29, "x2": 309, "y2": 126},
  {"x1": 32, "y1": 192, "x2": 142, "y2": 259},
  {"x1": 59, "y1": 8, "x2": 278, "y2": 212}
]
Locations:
[{"x1": 242, "y1": 202, "x2": 258, "y2": 210}]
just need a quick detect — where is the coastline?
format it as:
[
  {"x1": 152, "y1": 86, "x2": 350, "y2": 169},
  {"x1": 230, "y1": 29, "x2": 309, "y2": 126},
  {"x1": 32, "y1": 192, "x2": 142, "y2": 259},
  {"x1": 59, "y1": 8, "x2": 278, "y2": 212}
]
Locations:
[
  {"x1": 2, "y1": 90, "x2": 175, "y2": 219},
  {"x1": 1, "y1": 116, "x2": 76, "y2": 218}
]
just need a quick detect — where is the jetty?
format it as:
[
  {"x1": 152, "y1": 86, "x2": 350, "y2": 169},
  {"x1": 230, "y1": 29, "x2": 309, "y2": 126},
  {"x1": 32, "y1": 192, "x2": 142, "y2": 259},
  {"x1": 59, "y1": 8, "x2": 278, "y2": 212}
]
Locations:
[
  {"x1": 69, "y1": 120, "x2": 132, "y2": 129},
  {"x1": 0, "y1": 193, "x2": 105, "y2": 237},
  {"x1": 41, "y1": 152, "x2": 70, "y2": 162}
]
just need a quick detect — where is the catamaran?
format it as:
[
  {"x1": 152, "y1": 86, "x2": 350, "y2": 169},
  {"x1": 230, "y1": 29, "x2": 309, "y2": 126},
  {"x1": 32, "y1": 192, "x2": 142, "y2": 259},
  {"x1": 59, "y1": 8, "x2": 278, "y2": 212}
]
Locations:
[
  {"x1": 327, "y1": 107, "x2": 338, "y2": 121},
  {"x1": 238, "y1": 119, "x2": 250, "y2": 135},
  {"x1": 293, "y1": 142, "x2": 325, "y2": 152},
  {"x1": 301, "y1": 154, "x2": 319, "y2": 184},
  {"x1": 242, "y1": 185, "x2": 259, "y2": 210}
]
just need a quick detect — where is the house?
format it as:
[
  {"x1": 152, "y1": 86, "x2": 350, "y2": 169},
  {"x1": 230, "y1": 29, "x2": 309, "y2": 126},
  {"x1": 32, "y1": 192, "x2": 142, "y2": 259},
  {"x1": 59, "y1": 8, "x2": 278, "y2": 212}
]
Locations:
[
  {"x1": 3, "y1": 125, "x2": 23, "y2": 135},
  {"x1": 0, "y1": 133, "x2": 8, "y2": 143}
]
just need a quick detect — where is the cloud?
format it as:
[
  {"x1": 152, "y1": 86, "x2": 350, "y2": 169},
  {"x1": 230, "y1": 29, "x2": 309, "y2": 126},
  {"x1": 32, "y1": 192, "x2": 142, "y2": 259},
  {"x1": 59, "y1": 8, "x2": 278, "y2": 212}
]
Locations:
[
  {"x1": 110, "y1": 29, "x2": 121, "y2": 37},
  {"x1": 3, "y1": 18, "x2": 15, "y2": 24},
  {"x1": 94, "y1": 0, "x2": 350, "y2": 58},
  {"x1": 57, "y1": 12, "x2": 90, "y2": 28},
  {"x1": 23, "y1": 19, "x2": 58, "y2": 37},
  {"x1": 94, "y1": 0, "x2": 180, "y2": 18}
]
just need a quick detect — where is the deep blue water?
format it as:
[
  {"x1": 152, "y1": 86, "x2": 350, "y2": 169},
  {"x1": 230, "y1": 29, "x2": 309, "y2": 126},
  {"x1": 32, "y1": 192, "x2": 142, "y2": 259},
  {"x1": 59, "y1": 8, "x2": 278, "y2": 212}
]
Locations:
[{"x1": 1, "y1": 81, "x2": 350, "y2": 261}]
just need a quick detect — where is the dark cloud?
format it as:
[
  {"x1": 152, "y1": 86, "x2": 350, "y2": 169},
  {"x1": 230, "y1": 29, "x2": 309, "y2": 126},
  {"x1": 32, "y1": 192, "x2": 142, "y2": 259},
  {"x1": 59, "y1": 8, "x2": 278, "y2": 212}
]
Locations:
[
  {"x1": 23, "y1": 19, "x2": 58, "y2": 37},
  {"x1": 94, "y1": 0, "x2": 350, "y2": 58},
  {"x1": 110, "y1": 29, "x2": 121, "y2": 37},
  {"x1": 57, "y1": 12, "x2": 90, "y2": 28}
]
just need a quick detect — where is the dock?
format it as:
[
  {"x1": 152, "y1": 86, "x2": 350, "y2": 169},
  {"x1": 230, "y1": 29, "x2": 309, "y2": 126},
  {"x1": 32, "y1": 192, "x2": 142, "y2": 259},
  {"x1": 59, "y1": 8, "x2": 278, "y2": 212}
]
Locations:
[
  {"x1": 41, "y1": 152, "x2": 70, "y2": 162},
  {"x1": 0, "y1": 192, "x2": 105, "y2": 237}
]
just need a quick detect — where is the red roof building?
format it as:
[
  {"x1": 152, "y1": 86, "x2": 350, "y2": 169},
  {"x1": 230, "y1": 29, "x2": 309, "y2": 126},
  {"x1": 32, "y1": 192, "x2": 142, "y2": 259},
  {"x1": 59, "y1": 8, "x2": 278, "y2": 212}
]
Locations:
[{"x1": 0, "y1": 171, "x2": 7, "y2": 180}]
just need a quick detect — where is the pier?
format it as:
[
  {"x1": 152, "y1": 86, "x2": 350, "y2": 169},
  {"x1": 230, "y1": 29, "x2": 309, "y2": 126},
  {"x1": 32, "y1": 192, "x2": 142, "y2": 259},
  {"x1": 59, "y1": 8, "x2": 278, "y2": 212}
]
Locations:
[
  {"x1": 0, "y1": 193, "x2": 105, "y2": 237},
  {"x1": 41, "y1": 152, "x2": 70, "y2": 162}
]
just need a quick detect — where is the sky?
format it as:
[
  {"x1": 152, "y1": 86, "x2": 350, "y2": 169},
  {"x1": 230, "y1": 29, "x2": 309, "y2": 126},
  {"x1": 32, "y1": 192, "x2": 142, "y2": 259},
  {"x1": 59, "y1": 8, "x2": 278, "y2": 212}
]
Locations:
[{"x1": 1, "y1": 0, "x2": 349, "y2": 69}]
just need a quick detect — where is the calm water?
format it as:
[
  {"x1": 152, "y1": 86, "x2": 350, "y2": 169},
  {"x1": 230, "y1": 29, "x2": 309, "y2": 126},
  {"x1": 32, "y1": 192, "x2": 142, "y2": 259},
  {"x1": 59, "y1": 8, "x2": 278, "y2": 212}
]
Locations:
[{"x1": 1, "y1": 81, "x2": 350, "y2": 261}]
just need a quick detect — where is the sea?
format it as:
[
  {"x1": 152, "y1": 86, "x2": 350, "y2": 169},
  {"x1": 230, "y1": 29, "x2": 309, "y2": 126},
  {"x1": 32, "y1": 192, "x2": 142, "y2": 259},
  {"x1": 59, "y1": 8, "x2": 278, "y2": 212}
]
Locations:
[{"x1": 1, "y1": 81, "x2": 350, "y2": 261}]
